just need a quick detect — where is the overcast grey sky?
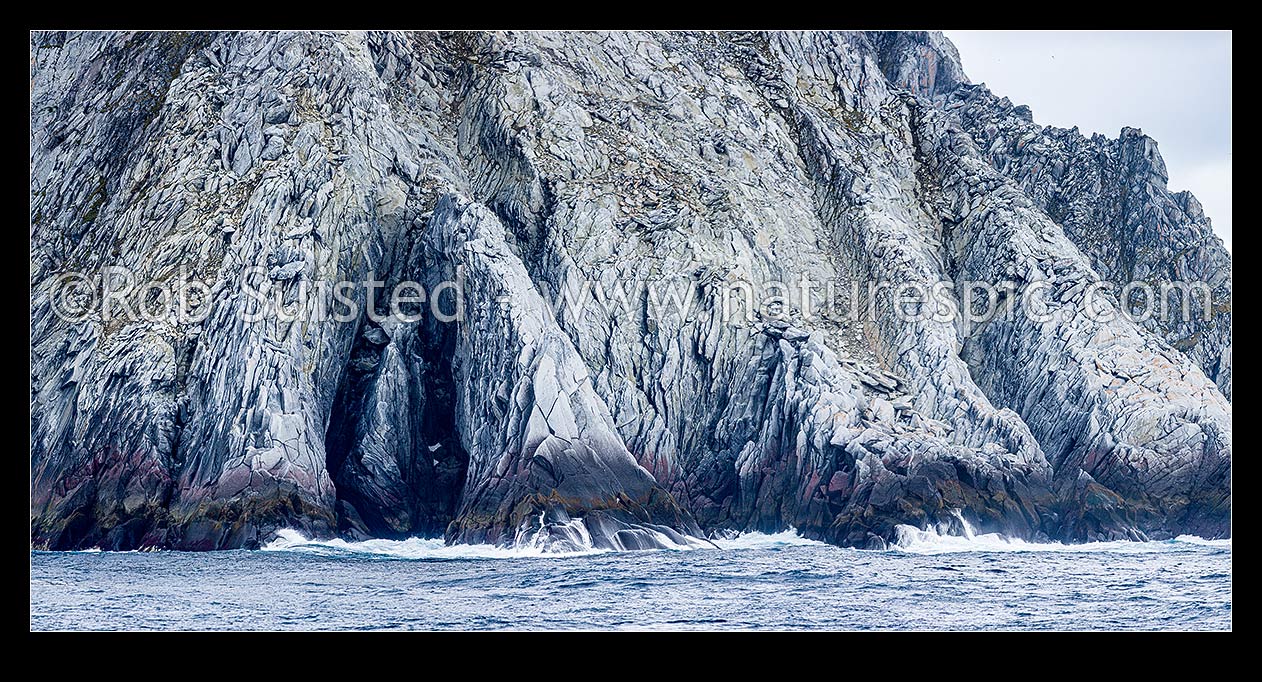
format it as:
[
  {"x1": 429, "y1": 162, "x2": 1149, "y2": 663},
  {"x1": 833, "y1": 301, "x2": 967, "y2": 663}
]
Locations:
[{"x1": 946, "y1": 31, "x2": 1232, "y2": 250}]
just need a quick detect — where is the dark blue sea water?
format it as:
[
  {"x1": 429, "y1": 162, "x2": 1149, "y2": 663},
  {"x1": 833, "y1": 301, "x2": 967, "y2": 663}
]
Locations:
[{"x1": 30, "y1": 530, "x2": 1231, "y2": 631}]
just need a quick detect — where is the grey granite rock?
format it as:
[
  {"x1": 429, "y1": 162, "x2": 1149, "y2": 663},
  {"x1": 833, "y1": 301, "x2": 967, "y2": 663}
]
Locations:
[
  {"x1": 940, "y1": 84, "x2": 1232, "y2": 401},
  {"x1": 30, "y1": 30, "x2": 1230, "y2": 550}
]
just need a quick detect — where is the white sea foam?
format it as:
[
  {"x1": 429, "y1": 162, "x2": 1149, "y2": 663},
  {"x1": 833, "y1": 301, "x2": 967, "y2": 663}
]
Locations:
[
  {"x1": 264, "y1": 522, "x2": 714, "y2": 560},
  {"x1": 710, "y1": 529, "x2": 829, "y2": 550},
  {"x1": 1173, "y1": 534, "x2": 1232, "y2": 548},
  {"x1": 264, "y1": 526, "x2": 813, "y2": 559},
  {"x1": 892, "y1": 522, "x2": 1231, "y2": 555},
  {"x1": 263, "y1": 523, "x2": 1228, "y2": 560},
  {"x1": 262, "y1": 528, "x2": 610, "y2": 560},
  {"x1": 511, "y1": 512, "x2": 599, "y2": 554}
]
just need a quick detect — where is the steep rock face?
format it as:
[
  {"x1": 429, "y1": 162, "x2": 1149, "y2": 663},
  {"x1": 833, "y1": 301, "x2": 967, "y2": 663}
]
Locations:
[
  {"x1": 868, "y1": 31, "x2": 967, "y2": 98},
  {"x1": 31, "y1": 30, "x2": 1230, "y2": 550},
  {"x1": 866, "y1": 34, "x2": 1231, "y2": 401},
  {"x1": 32, "y1": 31, "x2": 442, "y2": 549},
  {"x1": 423, "y1": 194, "x2": 705, "y2": 549},
  {"x1": 909, "y1": 98, "x2": 1231, "y2": 539},
  {"x1": 942, "y1": 86, "x2": 1232, "y2": 401}
]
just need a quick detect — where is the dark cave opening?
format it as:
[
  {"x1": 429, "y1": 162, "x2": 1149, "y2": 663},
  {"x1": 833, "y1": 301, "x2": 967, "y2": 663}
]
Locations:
[{"x1": 323, "y1": 314, "x2": 469, "y2": 541}]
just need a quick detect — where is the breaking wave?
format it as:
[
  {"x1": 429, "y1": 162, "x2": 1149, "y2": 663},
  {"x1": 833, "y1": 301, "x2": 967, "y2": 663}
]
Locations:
[
  {"x1": 263, "y1": 527, "x2": 828, "y2": 560},
  {"x1": 710, "y1": 529, "x2": 830, "y2": 550},
  {"x1": 262, "y1": 523, "x2": 1228, "y2": 560},
  {"x1": 263, "y1": 528, "x2": 611, "y2": 560},
  {"x1": 892, "y1": 518, "x2": 1230, "y2": 555}
]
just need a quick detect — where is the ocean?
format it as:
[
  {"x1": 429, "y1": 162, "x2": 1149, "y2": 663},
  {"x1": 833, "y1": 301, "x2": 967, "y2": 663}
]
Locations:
[{"x1": 30, "y1": 528, "x2": 1231, "y2": 631}]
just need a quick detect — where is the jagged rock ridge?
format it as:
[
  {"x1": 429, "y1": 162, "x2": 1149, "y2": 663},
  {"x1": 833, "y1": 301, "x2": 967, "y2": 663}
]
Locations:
[{"x1": 30, "y1": 30, "x2": 1230, "y2": 550}]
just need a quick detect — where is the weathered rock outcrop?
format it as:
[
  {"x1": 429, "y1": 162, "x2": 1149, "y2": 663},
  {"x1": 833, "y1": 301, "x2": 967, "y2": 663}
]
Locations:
[
  {"x1": 942, "y1": 85, "x2": 1232, "y2": 401},
  {"x1": 30, "y1": 30, "x2": 1230, "y2": 550}
]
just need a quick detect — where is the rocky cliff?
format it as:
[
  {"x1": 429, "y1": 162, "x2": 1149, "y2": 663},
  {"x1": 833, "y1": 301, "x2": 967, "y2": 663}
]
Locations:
[{"x1": 30, "y1": 30, "x2": 1231, "y2": 550}]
